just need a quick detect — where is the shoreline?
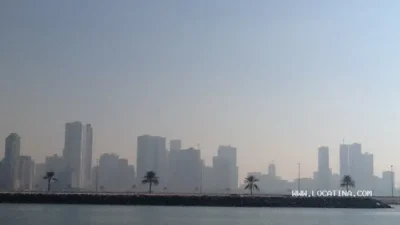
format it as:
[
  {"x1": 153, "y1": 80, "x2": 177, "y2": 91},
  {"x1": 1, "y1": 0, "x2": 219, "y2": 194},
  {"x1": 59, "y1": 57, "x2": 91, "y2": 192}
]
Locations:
[{"x1": 0, "y1": 193, "x2": 391, "y2": 209}]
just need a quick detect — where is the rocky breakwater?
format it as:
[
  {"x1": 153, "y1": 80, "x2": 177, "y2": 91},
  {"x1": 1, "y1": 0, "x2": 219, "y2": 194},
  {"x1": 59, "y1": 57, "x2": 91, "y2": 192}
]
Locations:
[{"x1": 0, "y1": 193, "x2": 391, "y2": 209}]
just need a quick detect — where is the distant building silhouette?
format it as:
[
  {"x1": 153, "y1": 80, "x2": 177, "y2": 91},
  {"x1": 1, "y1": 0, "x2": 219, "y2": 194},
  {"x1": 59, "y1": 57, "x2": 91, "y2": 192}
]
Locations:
[
  {"x1": 382, "y1": 170, "x2": 394, "y2": 196},
  {"x1": 268, "y1": 163, "x2": 276, "y2": 177},
  {"x1": 213, "y1": 156, "x2": 231, "y2": 192},
  {"x1": 136, "y1": 135, "x2": 167, "y2": 190},
  {"x1": 169, "y1": 140, "x2": 181, "y2": 151},
  {"x1": 33, "y1": 163, "x2": 46, "y2": 190},
  {"x1": 17, "y1": 155, "x2": 35, "y2": 190},
  {"x1": 217, "y1": 145, "x2": 238, "y2": 190},
  {"x1": 339, "y1": 144, "x2": 349, "y2": 178},
  {"x1": 173, "y1": 148, "x2": 202, "y2": 193},
  {"x1": 0, "y1": 133, "x2": 21, "y2": 190},
  {"x1": 85, "y1": 124, "x2": 93, "y2": 185},
  {"x1": 62, "y1": 122, "x2": 92, "y2": 188},
  {"x1": 317, "y1": 146, "x2": 331, "y2": 189}
]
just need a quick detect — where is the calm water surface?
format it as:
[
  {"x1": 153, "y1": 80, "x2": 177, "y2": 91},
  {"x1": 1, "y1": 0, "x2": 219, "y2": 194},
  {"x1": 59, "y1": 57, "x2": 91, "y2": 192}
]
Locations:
[{"x1": 0, "y1": 204, "x2": 400, "y2": 225}]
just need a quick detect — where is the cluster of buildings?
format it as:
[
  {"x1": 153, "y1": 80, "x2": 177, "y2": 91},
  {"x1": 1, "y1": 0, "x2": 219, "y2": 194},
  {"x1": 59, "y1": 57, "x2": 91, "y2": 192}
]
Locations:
[
  {"x1": 135, "y1": 135, "x2": 239, "y2": 193},
  {"x1": 246, "y1": 143, "x2": 395, "y2": 196},
  {"x1": 0, "y1": 124, "x2": 396, "y2": 195},
  {"x1": 0, "y1": 122, "x2": 239, "y2": 193},
  {"x1": 0, "y1": 122, "x2": 96, "y2": 191}
]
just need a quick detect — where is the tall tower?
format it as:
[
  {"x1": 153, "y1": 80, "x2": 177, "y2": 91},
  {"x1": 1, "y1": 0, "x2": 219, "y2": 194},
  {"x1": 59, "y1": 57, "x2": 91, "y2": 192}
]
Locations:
[
  {"x1": 317, "y1": 146, "x2": 331, "y2": 189},
  {"x1": 85, "y1": 124, "x2": 93, "y2": 183},
  {"x1": 1, "y1": 133, "x2": 21, "y2": 190},
  {"x1": 339, "y1": 144, "x2": 349, "y2": 178},
  {"x1": 268, "y1": 163, "x2": 276, "y2": 177},
  {"x1": 63, "y1": 122, "x2": 92, "y2": 188},
  {"x1": 136, "y1": 135, "x2": 167, "y2": 189},
  {"x1": 217, "y1": 145, "x2": 238, "y2": 189},
  {"x1": 318, "y1": 146, "x2": 329, "y2": 172}
]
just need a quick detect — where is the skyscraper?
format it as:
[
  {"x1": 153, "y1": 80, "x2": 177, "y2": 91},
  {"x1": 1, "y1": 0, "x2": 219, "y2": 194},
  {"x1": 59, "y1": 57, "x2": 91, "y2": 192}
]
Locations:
[
  {"x1": 62, "y1": 122, "x2": 92, "y2": 188},
  {"x1": 173, "y1": 148, "x2": 202, "y2": 193},
  {"x1": 85, "y1": 124, "x2": 93, "y2": 184},
  {"x1": 318, "y1": 146, "x2": 329, "y2": 172},
  {"x1": 212, "y1": 156, "x2": 230, "y2": 192},
  {"x1": 170, "y1": 140, "x2": 181, "y2": 151},
  {"x1": 136, "y1": 135, "x2": 167, "y2": 189},
  {"x1": 339, "y1": 144, "x2": 349, "y2": 178},
  {"x1": 17, "y1": 155, "x2": 35, "y2": 190},
  {"x1": 268, "y1": 163, "x2": 276, "y2": 177},
  {"x1": 362, "y1": 152, "x2": 374, "y2": 189},
  {"x1": 1, "y1": 133, "x2": 21, "y2": 190},
  {"x1": 348, "y1": 143, "x2": 362, "y2": 185},
  {"x1": 317, "y1": 146, "x2": 331, "y2": 189},
  {"x1": 217, "y1": 145, "x2": 238, "y2": 189}
]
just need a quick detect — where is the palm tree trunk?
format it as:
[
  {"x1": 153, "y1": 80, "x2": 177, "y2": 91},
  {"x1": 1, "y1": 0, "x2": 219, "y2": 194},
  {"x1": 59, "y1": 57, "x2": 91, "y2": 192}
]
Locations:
[
  {"x1": 346, "y1": 185, "x2": 348, "y2": 192},
  {"x1": 47, "y1": 179, "x2": 51, "y2": 192},
  {"x1": 250, "y1": 187, "x2": 253, "y2": 195},
  {"x1": 149, "y1": 182, "x2": 152, "y2": 193}
]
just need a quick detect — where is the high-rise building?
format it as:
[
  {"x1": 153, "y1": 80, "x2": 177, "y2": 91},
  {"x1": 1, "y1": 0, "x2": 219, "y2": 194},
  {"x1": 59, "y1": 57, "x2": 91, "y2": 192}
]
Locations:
[
  {"x1": 167, "y1": 149, "x2": 181, "y2": 191},
  {"x1": 317, "y1": 146, "x2": 331, "y2": 189},
  {"x1": 34, "y1": 163, "x2": 46, "y2": 190},
  {"x1": 217, "y1": 145, "x2": 238, "y2": 189},
  {"x1": 212, "y1": 156, "x2": 231, "y2": 192},
  {"x1": 17, "y1": 156, "x2": 35, "y2": 190},
  {"x1": 177, "y1": 148, "x2": 202, "y2": 193},
  {"x1": 62, "y1": 121, "x2": 92, "y2": 188},
  {"x1": 339, "y1": 144, "x2": 349, "y2": 178},
  {"x1": 45, "y1": 154, "x2": 65, "y2": 175},
  {"x1": 1, "y1": 133, "x2": 21, "y2": 190},
  {"x1": 362, "y1": 153, "x2": 374, "y2": 189},
  {"x1": 382, "y1": 170, "x2": 394, "y2": 196},
  {"x1": 348, "y1": 143, "x2": 362, "y2": 186},
  {"x1": 202, "y1": 165, "x2": 215, "y2": 192},
  {"x1": 98, "y1": 153, "x2": 119, "y2": 191},
  {"x1": 170, "y1": 140, "x2": 181, "y2": 151},
  {"x1": 318, "y1": 146, "x2": 329, "y2": 172},
  {"x1": 136, "y1": 135, "x2": 167, "y2": 189},
  {"x1": 348, "y1": 143, "x2": 362, "y2": 176},
  {"x1": 268, "y1": 163, "x2": 276, "y2": 177},
  {"x1": 85, "y1": 124, "x2": 93, "y2": 184}
]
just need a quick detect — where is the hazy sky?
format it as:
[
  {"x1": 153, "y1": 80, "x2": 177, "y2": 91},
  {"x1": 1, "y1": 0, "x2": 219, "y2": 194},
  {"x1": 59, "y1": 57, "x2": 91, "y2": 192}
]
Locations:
[{"x1": 1, "y1": 0, "x2": 400, "y2": 184}]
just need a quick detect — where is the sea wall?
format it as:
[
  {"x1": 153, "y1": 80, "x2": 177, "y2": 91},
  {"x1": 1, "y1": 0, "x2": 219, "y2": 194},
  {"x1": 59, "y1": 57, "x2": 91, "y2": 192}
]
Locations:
[{"x1": 0, "y1": 193, "x2": 391, "y2": 208}]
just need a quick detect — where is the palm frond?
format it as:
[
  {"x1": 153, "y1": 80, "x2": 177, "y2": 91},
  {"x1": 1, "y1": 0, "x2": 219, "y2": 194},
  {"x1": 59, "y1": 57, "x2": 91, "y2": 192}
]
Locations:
[{"x1": 254, "y1": 184, "x2": 259, "y2": 190}]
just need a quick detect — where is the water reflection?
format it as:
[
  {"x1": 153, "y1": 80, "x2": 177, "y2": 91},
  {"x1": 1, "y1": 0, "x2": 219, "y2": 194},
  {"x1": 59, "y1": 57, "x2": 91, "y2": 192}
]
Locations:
[{"x1": 0, "y1": 204, "x2": 400, "y2": 225}]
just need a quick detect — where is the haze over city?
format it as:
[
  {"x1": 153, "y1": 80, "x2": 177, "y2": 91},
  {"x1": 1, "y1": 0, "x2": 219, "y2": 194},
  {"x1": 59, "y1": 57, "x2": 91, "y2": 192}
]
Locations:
[{"x1": 1, "y1": 1, "x2": 400, "y2": 185}]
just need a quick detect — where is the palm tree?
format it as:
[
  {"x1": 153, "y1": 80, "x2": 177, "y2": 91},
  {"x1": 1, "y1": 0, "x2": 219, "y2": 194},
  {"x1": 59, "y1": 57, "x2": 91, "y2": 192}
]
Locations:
[
  {"x1": 43, "y1": 172, "x2": 57, "y2": 192},
  {"x1": 340, "y1": 175, "x2": 355, "y2": 191},
  {"x1": 244, "y1": 175, "x2": 259, "y2": 195},
  {"x1": 142, "y1": 171, "x2": 159, "y2": 193}
]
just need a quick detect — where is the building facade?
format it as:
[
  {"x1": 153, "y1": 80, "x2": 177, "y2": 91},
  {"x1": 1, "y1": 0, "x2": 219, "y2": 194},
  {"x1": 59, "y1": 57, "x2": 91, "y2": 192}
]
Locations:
[
  {"x1": 1, "y1": 133, "x2": 21, "y2": 190},
  {"x1": 136, "y1": 135, "x2": 167, "y2": 190},
  {"x1": 62, "y1": 122, "x2": 92, "y2": 188}
]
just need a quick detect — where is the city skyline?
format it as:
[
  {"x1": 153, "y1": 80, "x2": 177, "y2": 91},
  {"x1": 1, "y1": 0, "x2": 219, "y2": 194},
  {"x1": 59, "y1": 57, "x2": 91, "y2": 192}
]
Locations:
[
  {"x1": 0, "y1": 128, "x2": 397, "y2": 186},
  {"x1": 2, "y1": 1, "x2": 400, "y2": 184}
]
